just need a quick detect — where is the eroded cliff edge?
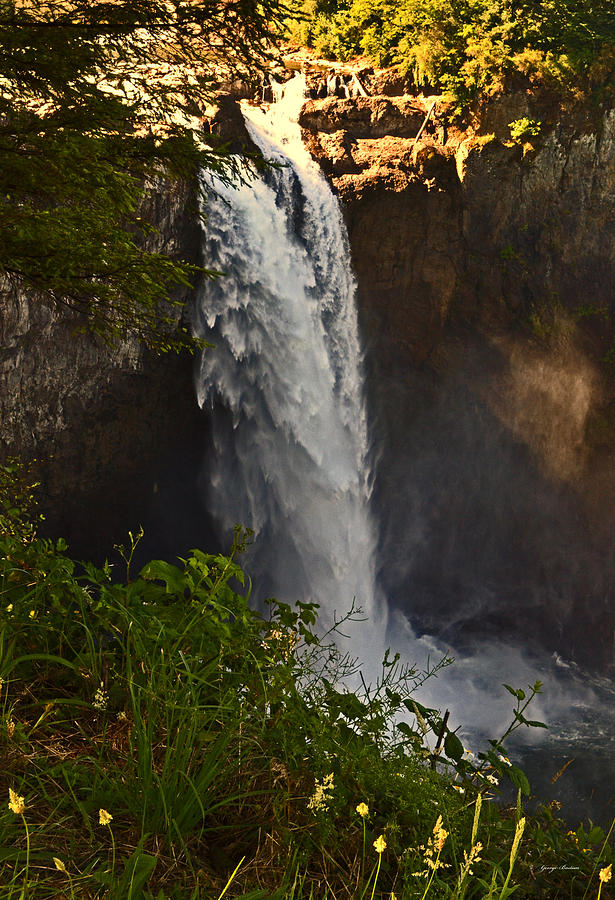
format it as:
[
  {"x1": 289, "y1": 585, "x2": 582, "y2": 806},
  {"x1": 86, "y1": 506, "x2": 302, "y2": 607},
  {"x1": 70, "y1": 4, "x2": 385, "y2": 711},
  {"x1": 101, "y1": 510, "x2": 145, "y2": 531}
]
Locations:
[{"x1": 299, "y1": 70, "x2": 615, "y2": 667}]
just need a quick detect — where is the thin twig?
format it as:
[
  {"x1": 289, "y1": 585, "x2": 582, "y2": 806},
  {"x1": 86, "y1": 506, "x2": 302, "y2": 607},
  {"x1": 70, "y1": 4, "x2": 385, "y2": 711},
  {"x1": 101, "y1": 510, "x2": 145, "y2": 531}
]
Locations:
[
  {"x1": 413, "y1": 99, "x2": 437, "y2": 150},
  {"x1": 431, "y1": 708, "x2": 450, "y2": 770}
]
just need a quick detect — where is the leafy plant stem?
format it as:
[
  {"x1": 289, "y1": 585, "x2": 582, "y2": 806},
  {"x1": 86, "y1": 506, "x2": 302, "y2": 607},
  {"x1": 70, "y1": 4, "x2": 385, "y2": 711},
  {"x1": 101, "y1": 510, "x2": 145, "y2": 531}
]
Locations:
[
  {"x1": 217, "y1": 856, "x2": 246, "y2": 900},
  {"x1": 420, "y1": 847, "x2": 443, "y2": 900},
  {"x1": 369, "y1": 853, "x2": 382, "y2": 900}
]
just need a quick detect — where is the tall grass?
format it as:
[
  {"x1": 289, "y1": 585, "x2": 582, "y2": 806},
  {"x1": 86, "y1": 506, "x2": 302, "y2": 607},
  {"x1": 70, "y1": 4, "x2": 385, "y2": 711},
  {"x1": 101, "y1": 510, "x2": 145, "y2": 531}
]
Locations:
[{"x1": 0, "y1": 461, "x2": 613, "y2": 898}]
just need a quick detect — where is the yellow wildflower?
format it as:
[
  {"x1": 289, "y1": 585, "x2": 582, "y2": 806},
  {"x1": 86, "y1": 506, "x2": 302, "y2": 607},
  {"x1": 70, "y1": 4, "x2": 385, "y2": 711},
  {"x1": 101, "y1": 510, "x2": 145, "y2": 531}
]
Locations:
[
  {"x1": 373, "y1": 835, "x2": 387, "y2": 854},
  {"x1": 356, "y1": 802, "x2": 369, "y2": 818},
  {"x1": 29, "y1": 609, "x2": 36, "y2": 619},
  {"x1": 600, "y1": 865, "x2": 612, "y2": 883},
  {"x1": 53, "y1": 857, "x2": 68, "y2": 874},
  {"x1": 8, "y1": 788, "x2": 25, "y2": 815},
  {"x1": 433, "y1": 815, "x2": 449, "y2": 851},
  {"x1": 98, "y1": 808, "x2": 113, "y2": 826},
  {"x1": 308, "y1": 773, "x2": 334, "y2": 812},
  {"x1": 6, "y1": 604, "x2": 13, "y2": 612}
]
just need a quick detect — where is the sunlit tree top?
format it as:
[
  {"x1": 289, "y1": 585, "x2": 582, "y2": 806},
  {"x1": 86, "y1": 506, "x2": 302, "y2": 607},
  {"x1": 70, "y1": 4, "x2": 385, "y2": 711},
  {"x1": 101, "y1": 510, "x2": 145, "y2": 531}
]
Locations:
[{"x1": 0, "y1": 0, "x2": 288, "y2": 351}]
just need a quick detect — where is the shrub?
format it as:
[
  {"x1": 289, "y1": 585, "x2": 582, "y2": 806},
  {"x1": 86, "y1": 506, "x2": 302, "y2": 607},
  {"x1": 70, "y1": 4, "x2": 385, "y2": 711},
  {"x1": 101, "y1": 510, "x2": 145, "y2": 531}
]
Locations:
[
  {"x1": 0, "y1": 462, "x2": 610, "y2": 897},
  {"x1": 287, "y1": 0, "x2": 615, "y2": 105},
  {"x1": 508, "y1": 117, "x2": 542, "y2": 142}
]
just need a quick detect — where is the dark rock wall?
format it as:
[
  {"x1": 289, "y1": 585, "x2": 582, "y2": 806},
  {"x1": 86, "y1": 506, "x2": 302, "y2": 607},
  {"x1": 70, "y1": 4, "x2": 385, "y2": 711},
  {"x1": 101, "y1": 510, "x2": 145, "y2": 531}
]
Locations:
[
  {"x1": 0, "y1": 178, "x2": 212, "y2": 563},
  {"x1": 301, "y1": 85, "x2": 615, "y2": 669}
]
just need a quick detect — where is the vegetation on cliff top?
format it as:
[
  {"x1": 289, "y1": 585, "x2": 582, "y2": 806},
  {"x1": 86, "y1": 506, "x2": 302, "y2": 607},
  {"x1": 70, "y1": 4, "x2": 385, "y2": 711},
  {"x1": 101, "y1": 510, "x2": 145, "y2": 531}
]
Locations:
[
  {"x1": 289, "y1": 0, "x2": 615, "y2": 106},
  {"x1": 1, "y1": 461, "x2": 614, "y2": 897},
  {"x1": 2, "y1": 1, "x2": 612, "y2": 354},
  {"x1": 0, "y1": 0, "x2": 287, "y2": 352}
]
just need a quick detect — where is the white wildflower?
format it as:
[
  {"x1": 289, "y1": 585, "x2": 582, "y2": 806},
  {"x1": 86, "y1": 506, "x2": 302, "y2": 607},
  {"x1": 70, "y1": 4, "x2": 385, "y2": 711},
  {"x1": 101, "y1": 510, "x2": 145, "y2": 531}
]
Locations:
[{"x1": 93, "y1": 683, "x2": 109, "y2": 711}]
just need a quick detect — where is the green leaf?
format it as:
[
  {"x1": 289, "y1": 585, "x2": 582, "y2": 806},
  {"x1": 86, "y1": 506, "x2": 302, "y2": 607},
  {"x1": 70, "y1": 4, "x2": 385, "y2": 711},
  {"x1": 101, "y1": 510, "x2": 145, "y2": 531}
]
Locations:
[
  {"x1": 588, "y1": 825, "x2": 605, "y2": 844},
  {"x1": 140, "y1": 559, "x2": 187, "y2": 595},
  {"x1": 402, "y1": 699, "x2": 437, "y2": 717},
  {"x1": 385, "y1": 687, "x2": 401, "y2": 706},
  {"x1": 110, "y1": 845, "x2": 157, "y2": 899},
  {"x1": 429, "y1": 716, "x2": 443, "y2": 734},
  {"x1": 5, "y1": 653, "x2": 79, "y2": 674},
  {"x1": 507, "y1": 765, "x2": 531, "y2": 796},
  {"x1": 444, "y1": 731, "x2": 464, "y2": 762},
  {"x1": 397, "y1": 721, "x2": 416, "y2": 738}
]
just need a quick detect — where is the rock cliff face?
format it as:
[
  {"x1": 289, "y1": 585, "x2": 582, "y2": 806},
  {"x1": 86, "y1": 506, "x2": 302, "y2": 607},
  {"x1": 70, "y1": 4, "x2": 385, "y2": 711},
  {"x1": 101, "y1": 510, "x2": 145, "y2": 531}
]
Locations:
[
  {"x1": 0, "y1": 177, "x2": 212, "y2": 562},
  {"x1": 300, "y1": 75, "x2": 615, "y2": 668},
  {"x1": 300, "y1": 82, "x2": 615, "y2": 375}
]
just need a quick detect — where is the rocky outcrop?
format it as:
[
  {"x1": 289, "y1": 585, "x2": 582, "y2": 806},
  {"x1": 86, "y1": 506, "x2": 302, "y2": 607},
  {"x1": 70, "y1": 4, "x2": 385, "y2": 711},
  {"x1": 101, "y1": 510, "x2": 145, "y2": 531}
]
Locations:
[
  {"x1": 300, "y1": 80, "x2": 615, "y2": 669},
  {"x1": 299, "y1": 96, "x2": 426, "y2": 137},
  {"x1": 300, "y1": 85, "x2": 615, "y2": 367}
]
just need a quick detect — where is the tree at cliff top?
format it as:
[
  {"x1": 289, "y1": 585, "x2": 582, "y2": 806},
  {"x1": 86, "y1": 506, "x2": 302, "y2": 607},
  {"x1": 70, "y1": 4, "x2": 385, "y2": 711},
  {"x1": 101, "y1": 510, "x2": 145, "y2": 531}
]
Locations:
[
  {"x1": 0, "y1": 0, "x2": 288, "y2": 351},
  {"x1": 291, "y1": 0, "x2": 615, "y2": 105}
]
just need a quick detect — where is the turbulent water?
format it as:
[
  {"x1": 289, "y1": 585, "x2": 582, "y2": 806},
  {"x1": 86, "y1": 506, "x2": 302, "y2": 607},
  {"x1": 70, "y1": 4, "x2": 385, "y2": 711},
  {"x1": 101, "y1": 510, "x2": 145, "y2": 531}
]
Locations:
[{"x1": 192, "y1": 76, "x2": 385, "y2": 665}]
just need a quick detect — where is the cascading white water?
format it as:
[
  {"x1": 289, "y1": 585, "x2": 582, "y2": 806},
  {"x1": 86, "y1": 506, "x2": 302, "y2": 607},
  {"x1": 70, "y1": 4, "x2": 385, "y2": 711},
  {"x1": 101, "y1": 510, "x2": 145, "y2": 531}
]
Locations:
[{"x1": 192, "y1": 76, "x2": 385, "y2": 665}]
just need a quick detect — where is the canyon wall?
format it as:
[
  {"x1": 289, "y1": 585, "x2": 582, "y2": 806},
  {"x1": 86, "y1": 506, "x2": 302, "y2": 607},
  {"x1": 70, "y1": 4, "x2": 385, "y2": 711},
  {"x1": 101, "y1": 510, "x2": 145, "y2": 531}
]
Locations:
[
  {"x1": 300, "y1": 72, "x2": 615, "y2": 667},
  {"x1": 0, "y1": 178, "x2": 210, "y2": 562}
]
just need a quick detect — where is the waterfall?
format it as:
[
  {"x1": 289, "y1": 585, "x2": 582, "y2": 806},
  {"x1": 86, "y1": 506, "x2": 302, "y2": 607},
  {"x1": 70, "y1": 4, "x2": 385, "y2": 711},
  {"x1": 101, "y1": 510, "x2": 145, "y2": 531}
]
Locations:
[
  {"x1": 189, "y1": 77, "x2": 615, "y2": 825},
  {"x1": 192, "y1": 76, "x2": 385, "y2": 665}
]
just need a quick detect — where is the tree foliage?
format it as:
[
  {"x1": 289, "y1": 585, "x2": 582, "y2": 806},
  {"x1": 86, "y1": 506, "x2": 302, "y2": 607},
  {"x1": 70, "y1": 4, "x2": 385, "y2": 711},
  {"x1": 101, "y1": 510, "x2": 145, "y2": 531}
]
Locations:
[
  {"x1": 0, "y1": 0, "x2": 288, "y2": 351},
  {"x1": 291, "y1": 0, "x2": 615, "y2": 105}
]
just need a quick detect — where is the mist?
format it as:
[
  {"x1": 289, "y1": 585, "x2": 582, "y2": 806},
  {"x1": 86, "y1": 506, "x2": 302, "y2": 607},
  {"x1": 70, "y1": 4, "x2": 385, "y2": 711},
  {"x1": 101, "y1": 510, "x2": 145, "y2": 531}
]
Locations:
[{"x1": 368, "y1": 330, "x2": 615, "y2": 823}]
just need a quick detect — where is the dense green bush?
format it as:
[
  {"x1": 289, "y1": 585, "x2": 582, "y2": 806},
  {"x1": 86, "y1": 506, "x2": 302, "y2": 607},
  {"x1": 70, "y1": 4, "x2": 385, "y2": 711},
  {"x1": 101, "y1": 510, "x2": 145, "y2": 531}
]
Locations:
[
  {"x1": 288, "y1": 0, "x2": 615, "y2": 105},
  {"x1": 1, "y1": 461, "x2": 613, "y2": 897}
]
